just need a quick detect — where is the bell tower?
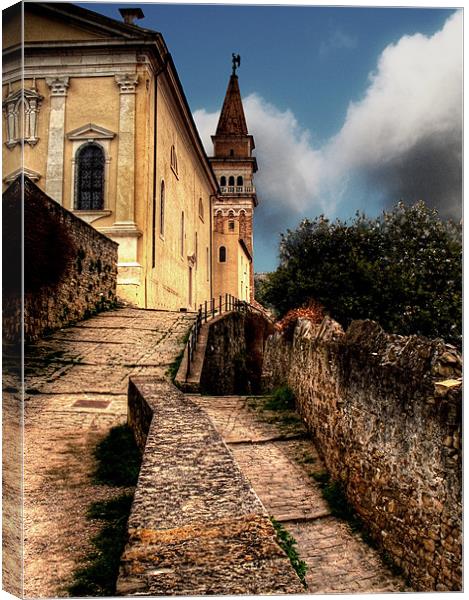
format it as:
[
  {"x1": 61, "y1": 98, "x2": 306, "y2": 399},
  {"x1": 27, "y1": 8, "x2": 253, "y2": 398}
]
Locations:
[{"x1": 210, "y1": 54, "x2": 258, "y2": 302}]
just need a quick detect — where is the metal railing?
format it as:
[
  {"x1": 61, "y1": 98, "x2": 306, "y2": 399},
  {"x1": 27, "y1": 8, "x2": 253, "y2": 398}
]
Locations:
[{"x1": 185, "y1": 294, "x2": 254, "y2": 379}]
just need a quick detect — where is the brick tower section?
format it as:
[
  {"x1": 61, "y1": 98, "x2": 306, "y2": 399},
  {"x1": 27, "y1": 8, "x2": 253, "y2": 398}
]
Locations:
[{"x1": 209, "y1": 72, "x2": 258, "y2": 302}]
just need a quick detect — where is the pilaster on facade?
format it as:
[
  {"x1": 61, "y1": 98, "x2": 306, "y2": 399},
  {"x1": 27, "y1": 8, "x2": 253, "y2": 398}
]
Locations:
[
  {"x1": 114, "y1": 72, "x2": 139, "y2": 228},
  {"x1": 46, "y1": 76, "x2": 69, "y2": 97},
  {"x1": 45, "y1": 76, "x2": 69, "y2": 204},
  {"x1": 115, "y1": 73, "x2": 139, "y2": 95}
]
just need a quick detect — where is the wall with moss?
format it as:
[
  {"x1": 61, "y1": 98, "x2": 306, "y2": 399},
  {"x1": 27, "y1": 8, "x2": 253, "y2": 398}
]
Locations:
[
  {"x1": 262, "y1": 317, "x2": 462, "y2": 591},
  {"x1": 3, "y1": 177, "x2": 118, "y2": 343},
  {"x1": 200, "y1": 311, "x2": 273, "y2": 395}
]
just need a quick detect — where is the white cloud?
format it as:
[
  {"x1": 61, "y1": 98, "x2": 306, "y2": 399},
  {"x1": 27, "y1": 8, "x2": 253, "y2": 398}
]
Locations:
[
  {"x1": 327, "y1": 10, "x2": 462, "y2": 175},
  {"x1": 194, "y1": 9, "x2": 462, "y2": 243},
  {"x1": 319, "y1": 29, "x2": 358, "y2": 56},
  {"x1": 194, "y1": 95, "x2": 327, "y2": 228}
]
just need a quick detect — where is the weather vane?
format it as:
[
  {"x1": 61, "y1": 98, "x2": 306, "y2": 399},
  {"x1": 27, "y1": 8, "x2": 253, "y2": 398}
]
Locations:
[{"x1": 232, "y1": 53, "x2": 241, "y2": 75}]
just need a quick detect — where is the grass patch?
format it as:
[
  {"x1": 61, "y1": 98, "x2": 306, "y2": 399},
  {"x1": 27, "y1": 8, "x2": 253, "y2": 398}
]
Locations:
[
  {"x1": 93, "y1": 424, "x2": 141, "y2": 487},
  {"x1": 311, "y1": 471, "x2": 361, "y2": 530},
  {"x1": 68, "y1": 494, "x2": 133, "y2": 596},
  {"x1": 271, "y1": 517, "x2": 307, "y2": 588},
  {"x1": 167, "y1": 329, "x2": 191, "y2": 381},
  {"x1": 247, "y1": 388, "x2": 303, "y2": 432},
  {"x1": 167, "y1": 347, "x2": 185, "y2": 381},
  {"x1": 264, "y1": 385, "x2": 296, "y2": 411}
]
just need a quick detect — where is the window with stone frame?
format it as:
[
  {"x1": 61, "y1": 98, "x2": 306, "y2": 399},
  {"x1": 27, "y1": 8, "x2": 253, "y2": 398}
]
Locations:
[
  {"x1": 160, "y1": 180, "x2": 165, "y2": 236},
  {"x1": 180, "y1": 211, "x2": 185, "y2": 256},
  {"x1": 75, "y1": 143, "x2": 105, "y2": 211},
  {"x1": 170, "y1": 144, "x2": 178, "y2": 176},
  {"x1": 3, "y1": 85, "x2": 43, "y2": 149}
]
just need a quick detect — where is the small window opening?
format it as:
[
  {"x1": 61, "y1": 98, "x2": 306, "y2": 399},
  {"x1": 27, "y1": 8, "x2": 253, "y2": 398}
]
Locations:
[
  {"x1": 220, "y1": 176, "x2": 226, "y2": 187},
  {"x1": 228, "y1": 176, "x2": 235, "y2": 186},
  {"x1": 219, "y1": 246, "x2": 226, "y2": 263},
  {"x1": 237, "y1": 176, "x2": 243, "y2": 186},
  {"x1": 228, "y1": 220, "x2": 235, "y2": 231}
]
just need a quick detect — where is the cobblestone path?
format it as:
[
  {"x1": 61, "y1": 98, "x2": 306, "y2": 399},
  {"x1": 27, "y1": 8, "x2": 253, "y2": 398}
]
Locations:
[
  {"x1": 23, "y1": 308, "x2": 194, "y2": 598},
  {"x1": 189, "y1": 395, "x2": 409, "y2": 594}
]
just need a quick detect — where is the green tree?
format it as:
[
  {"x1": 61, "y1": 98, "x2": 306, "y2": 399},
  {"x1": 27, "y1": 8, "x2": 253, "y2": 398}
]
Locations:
[{"x1": 260, "y1": 202, "x2": 461, "y2": 346}]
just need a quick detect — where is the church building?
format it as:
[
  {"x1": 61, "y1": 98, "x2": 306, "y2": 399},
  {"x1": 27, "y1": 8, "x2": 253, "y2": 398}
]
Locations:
[{"x1": 2, "y1": 2, "x2": 258, "y2": 310}]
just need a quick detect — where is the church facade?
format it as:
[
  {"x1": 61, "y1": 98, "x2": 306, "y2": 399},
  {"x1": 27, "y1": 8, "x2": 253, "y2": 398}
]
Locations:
[{"x1": 2, "y1": 2, "x2": 258, "y2": 310}]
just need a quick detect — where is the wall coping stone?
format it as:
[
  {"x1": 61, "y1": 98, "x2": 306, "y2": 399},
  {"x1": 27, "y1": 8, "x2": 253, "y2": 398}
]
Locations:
[{"x1": 118, "y1": 376, "x2": 304, "y2": 595}]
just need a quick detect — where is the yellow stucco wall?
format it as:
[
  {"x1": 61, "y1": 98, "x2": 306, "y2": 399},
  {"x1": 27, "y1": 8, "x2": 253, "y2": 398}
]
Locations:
[
  {"x1": 2, "y1": 4, "x2": 21, "y2": 49},
  {"x1": 144, "y1": 75, "x2": 213, "y2": 311},
  {"x1": 24, "y1": 8, "x2": 108, "y2": 42},
  {"x1": 3, "y1": 5, "x2": 219, "y2": 312}
]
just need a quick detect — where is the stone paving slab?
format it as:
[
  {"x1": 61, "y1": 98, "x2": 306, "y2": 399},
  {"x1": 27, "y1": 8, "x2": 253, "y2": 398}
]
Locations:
[
  {"x1": 21, "y1": 307, "x2": 195, "y2": 597},
  {"x1": 189, "y1": 394, "x2": 409, "y2": 595}
]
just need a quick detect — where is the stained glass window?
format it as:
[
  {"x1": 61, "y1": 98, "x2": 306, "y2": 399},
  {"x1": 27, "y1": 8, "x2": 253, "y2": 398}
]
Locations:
[{"x1": 75, "y1": 143, "x2": 105, "y2": 210}]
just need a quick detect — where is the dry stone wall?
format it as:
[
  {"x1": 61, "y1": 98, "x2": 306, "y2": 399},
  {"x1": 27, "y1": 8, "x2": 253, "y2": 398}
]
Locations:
[
  {"x1": 119, "y1": 377, "x2": 304, "y2": 595},
  {"x1": 262, "y1": 317, "x2": 462, "y2": 591},
  {"x1": 200, "y1": 311, "x2": 273, "y2": 395},
  {"x1": 3, "y1": 177, "x2": 118, "y2": 343}
]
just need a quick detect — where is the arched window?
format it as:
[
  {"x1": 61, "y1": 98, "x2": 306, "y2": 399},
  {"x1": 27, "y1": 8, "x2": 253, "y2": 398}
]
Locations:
[
  {"x1": 152, "y1": 187, "x2": 157, "y2": 268},
  {"x1": 219, "y1": 246, "x2": 226, "y2": 263},
  {"x1": 180, "y1": 211, "x2": 185, "y2": 256},
  {"x1": 199, "y1": 197, "x2": 204, "y2": 221},
  {"x1": 215, "y1": 209, "x2": 223, "y2": 233},
  {"x1": 159, "y1": 180, "x2": 165, "y2": 236},
  {"x1": 75, "y1": 143, "x2": 105, "y2": 210},
  {"x1": 220, "y1": 176, "x2": 226, "y2": 187},
  {"x1": 237, "y1": 175, "x2": 243, "y2": 186},
  {"x1": 228, "y1": 176, "x2": 235, "y2": 186},
  {"x1": 170, "y1": 144, "x2": 178, "y2": 175}
]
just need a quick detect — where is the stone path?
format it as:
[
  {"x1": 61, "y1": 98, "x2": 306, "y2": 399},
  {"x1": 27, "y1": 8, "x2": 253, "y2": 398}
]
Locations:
[
  {"x1": 188, "y1": 395, "x2": 409, "y2": 594},
  {"x1": 22, "y1": 307, "x2": 194, "y2": 598}
]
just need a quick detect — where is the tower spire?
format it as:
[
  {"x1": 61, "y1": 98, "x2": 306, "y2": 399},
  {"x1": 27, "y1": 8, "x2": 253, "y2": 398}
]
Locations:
[{"x1": 215, "y1": 69, "x2": 248, "y2": 137}]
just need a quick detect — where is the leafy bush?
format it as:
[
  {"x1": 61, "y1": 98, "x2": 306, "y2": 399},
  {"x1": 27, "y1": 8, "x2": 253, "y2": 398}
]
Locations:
[
  {"x1": 264, "y1": 385, "x2": 296, "y2": 411},
  {"x1": 275, "y1": 300, "x2": 324, "y2": 340},
  {"x1": 259, "y1": 202, "x2": 461, "y2": 346}
]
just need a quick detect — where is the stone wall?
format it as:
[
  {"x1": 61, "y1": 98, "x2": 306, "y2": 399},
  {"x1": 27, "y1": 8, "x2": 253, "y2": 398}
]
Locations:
[
  {"x1": 2, "y1": 177, "x2": 118, "y2": 343},
  {"x1": 200, "y1": 311, "x2": 273, "y2": 395},
  {"x1": 262, "y1": 317, "x2": 462, "y2": 591},
  {"x1": 119, "y1": 376, "x2": 304, "y2": 596}
]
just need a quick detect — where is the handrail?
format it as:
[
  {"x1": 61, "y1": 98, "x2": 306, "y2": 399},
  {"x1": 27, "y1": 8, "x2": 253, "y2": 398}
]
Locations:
[{"x1": 185, "y1": 294, "x2": 264, "y2": 380}]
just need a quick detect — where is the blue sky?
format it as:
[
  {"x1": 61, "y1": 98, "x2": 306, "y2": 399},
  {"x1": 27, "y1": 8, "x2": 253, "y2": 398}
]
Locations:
[{"x1": 81, "y1": 2, "x2": 462, "y2": 271}]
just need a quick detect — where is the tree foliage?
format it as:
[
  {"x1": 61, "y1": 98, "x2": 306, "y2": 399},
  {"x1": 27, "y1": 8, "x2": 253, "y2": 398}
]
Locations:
[{"x1": 259, "y1": 202, "x2": 461, "y2": 346}]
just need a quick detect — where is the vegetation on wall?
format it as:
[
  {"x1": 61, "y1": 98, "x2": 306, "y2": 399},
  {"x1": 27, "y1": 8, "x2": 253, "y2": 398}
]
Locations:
[
  {"x1": 258, "y1": 201, "x2": 461, "y2": 346},
  {"x1": 270, "y1": 517, "x2": 308, "y2": 587}
]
